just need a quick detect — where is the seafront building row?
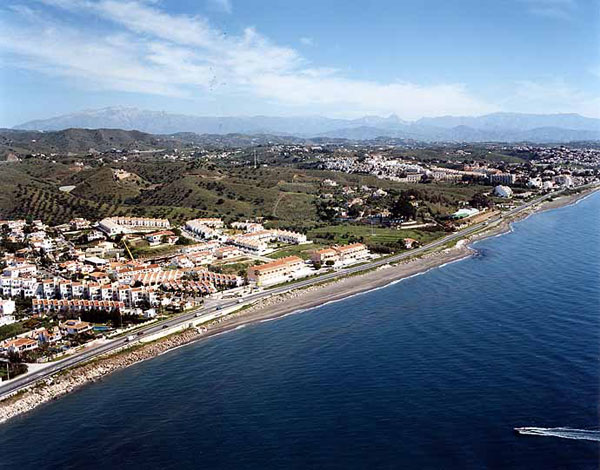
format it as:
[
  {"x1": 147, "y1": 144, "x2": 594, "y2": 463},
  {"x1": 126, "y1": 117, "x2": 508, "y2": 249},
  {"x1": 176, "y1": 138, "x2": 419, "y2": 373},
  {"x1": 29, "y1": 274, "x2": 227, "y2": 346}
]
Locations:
[
  {"x1": 0, "y1": 210, "x2": 382, "y2": 367},
  {"x1": 0, "y1": 214, "x2": 374, "y2": 339}
]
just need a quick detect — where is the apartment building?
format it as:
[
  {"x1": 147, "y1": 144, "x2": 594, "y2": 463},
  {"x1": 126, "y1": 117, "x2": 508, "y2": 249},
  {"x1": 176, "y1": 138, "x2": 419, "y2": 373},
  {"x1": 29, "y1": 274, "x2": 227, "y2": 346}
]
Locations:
[
  {"x1": 187, "y1": 218, "x2": 224, "y2": 228},
  {"x1": 489, "y1": 173, "x2": 516, "y2": 185},
  {"x1": 99, "y1": 217, "x2": 171, "y2": 236},
  {"x1": 311, "y1": 243, "x2": 370, "y2": 266},
  {"x1": 247, "y1": 256, "x2": 306, "y2": 287},
  {"x1": 0, "y1": 276, "x2": 39, "y2": 298}
]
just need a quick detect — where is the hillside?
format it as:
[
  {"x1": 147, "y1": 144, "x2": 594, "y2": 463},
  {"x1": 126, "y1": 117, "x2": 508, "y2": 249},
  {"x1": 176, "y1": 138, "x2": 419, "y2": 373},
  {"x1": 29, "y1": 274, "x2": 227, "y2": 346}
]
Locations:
[
  {"x1": 0, "y1": 159, "x2": 483, "y2": 229},
  {"x1": 0, "y1": 128, "x2": 180, "y2": 157}
]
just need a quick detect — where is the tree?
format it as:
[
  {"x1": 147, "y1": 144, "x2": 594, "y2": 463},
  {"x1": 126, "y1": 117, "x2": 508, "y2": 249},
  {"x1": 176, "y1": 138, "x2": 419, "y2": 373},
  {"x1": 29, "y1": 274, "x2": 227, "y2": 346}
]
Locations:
[
  {"x1": 391, "y1": 195, "x2": 417, "y2": 220},
  {"x1": 347, "y1": 204, "x2": 364, "y2": 218},
  {"x1": 470, "y1": 192, "x2": 493, "y2": 209}
]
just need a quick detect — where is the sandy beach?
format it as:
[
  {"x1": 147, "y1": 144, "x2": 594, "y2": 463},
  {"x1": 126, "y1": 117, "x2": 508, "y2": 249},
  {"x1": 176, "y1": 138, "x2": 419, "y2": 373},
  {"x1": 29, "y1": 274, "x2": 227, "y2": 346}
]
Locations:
[{"x1": 0, "y1": 187, "x2": 596, "y2": 424}]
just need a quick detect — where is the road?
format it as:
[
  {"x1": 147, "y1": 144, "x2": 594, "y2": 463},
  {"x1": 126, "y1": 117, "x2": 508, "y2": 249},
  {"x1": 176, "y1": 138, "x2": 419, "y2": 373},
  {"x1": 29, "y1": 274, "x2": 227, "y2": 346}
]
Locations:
[{"x1": 0, "y1": 187, "x2": 586, "y2": 400}]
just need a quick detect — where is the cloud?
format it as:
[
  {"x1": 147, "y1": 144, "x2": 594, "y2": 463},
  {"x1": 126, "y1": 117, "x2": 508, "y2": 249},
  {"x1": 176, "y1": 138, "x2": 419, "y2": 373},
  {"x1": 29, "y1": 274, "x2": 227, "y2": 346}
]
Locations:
[
  {"x1": 300, "y1": 37, "x2": 314, "y2": 46},
  {"x1": 502, "y1": 79, "x2": 600, "y2": 117},
  {"x1": 207, "y1": 0, "x2": 232, "y2": 14},
  {"x1": 519, "y1": 0, "x2": 577, "y2": 20},
  {"x1": 0, "y1": 0, "x2": 495, "y2": 118}
]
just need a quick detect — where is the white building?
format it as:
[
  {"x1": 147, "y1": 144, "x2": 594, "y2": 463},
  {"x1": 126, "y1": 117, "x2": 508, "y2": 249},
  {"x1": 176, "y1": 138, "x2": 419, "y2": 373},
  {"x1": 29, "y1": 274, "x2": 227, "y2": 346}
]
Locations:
[
  {"x1": 185, "y1": 220, "x2": 222, "y2": 240},
  {"x1": 275, "y1": 230, "x2": 308, "y2": 244},
  {"x1": 554, "y1": 175, "x2": 574, "y2": 188},
  {"x1": 493, "y1": 185, "x2": 513, "y2": 198},
  {"x1": 0, "y1": 299, "x2": 16, "y2": 326},
  {"x1": 489, "y1": 173, "x2": 516, "y2": 185},
  {"x1": 99, "y1": 217, "x2": 171, "y2": 236}
]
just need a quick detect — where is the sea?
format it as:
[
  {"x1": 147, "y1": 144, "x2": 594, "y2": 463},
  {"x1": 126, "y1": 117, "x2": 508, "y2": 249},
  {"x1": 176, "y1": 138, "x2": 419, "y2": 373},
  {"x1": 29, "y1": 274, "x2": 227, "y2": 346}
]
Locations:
[{"x1": 1, "y1": 192, "x2": 599, "y2": 469}]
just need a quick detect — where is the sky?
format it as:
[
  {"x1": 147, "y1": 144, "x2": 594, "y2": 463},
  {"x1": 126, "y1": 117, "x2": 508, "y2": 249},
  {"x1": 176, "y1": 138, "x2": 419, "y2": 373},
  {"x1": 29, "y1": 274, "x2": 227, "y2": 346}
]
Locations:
[{"x1": 0, "y1": 0, "x2": 599, "y2": 126}]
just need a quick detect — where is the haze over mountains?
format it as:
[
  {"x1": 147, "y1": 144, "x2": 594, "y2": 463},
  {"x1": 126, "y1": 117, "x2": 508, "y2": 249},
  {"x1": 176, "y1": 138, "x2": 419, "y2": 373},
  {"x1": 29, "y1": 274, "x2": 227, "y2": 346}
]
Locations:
[{"x1": 14, "y1": 107, "x2": 600, "y2": 143}]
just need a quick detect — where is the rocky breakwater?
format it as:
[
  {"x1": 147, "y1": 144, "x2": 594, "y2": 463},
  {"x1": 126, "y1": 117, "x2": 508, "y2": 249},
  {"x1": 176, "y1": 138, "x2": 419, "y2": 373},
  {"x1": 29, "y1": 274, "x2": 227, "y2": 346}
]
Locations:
[{"x1": 0, "y1": 329, "x2": 201, "y2": 424}]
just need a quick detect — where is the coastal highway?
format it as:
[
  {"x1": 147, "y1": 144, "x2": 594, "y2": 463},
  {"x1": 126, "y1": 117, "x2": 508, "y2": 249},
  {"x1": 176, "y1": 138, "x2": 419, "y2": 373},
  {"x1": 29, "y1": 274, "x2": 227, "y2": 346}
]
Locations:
[{"x1": 0, "y1": 187, "x2": 588, "y2": 400}]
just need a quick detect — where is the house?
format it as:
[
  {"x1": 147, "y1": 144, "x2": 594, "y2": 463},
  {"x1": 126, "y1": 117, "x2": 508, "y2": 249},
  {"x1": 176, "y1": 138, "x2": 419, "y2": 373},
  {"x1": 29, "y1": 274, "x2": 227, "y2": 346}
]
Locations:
[
  {"x1": 0, "y1": 299, "x2": 16, "y2": 316},
  {"x1": 88, "y1": 271, "x2": 110, "y2": 284},
  {"x1": 230, "y1": 236, "x2": 269, "y2": 255},
  {"x1": 0, "y1": 299, "x2": 16, "y2": 326},
  {"x1": 69, "y1": 218, "x2": 91, "y2": 230},
  {"x1": 32, "y1": 327, "x2": 62, "y2": 344},
  {"x1": 527, "y1": 178, "x2": 543, "y2": 189},
  {"x1": 185, "y1": 220, "x2": 222, "y2": 240},
  {"x1": 2, "y1": 337, "x2": 38, "y2": 354},
  {"x1": 403, "y1": 238, "x2": 418, "y2": 249},
  {"x1": 146, "y1": 230, "x2": 178, "y2": 246},
  {"x1": 215, "y1": 246, "x2": 242, "y2": 260},
  {"x1": 275, "y1": 230, "x2": 308, "y2": 244},
  {"x1": 59, "y1": 319, "x2": 92, "y2": 336},
  {"x1": 231, "y1": 222, "x2": 264, "y2": 233}
]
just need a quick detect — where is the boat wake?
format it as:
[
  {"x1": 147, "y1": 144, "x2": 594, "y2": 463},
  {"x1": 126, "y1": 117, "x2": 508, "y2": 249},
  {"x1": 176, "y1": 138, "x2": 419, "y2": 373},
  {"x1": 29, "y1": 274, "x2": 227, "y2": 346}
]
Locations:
[{"x1": 515, "y1": 427, "x2": 600, "y2": 442}]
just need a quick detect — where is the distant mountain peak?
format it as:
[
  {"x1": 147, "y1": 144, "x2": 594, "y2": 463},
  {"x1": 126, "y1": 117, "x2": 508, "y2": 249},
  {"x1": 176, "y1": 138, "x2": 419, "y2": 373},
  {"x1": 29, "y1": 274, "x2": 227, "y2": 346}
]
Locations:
[{"x1": 13, "y1": 108, "x2": 600, "y2": 143}]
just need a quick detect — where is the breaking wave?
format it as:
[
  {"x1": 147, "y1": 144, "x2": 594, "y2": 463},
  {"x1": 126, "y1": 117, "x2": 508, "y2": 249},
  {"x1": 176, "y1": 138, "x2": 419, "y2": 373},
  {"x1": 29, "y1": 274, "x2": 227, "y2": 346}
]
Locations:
[{"x1": 515, "y1": 427, "x2": 600, "y2": 442}]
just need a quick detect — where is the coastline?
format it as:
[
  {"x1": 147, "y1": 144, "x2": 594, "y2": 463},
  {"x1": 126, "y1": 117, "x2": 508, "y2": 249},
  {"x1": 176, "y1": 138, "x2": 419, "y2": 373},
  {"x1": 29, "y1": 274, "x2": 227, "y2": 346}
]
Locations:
[{"x1": 0, "y1": 187, "x2": 596, "y2": 425}]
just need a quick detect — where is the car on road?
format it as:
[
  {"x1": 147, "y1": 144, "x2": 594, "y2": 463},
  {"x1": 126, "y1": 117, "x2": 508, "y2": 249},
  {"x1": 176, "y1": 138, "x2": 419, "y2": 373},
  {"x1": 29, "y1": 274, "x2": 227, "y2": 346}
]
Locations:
[{"x1": 162, "y1": 324, "x2": 169, "y2": 329}]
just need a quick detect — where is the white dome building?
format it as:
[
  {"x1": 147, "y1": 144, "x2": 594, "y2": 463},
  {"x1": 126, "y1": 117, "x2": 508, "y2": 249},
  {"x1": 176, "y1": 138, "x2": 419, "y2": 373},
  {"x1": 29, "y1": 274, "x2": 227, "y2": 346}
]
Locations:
[{"x1": 493, "y1": 185, "x2": 513, "y2": 198}]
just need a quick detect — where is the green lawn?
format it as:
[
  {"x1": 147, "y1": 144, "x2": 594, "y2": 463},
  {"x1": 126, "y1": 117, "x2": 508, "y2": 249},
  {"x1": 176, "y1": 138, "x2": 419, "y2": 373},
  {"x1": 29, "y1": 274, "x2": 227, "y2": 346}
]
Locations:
[
  {"x1": 130, "y1": 243, "x2": 181, "y2": 259},
  {"x1": 268, "y1": 242, "x2": 326, "y2": 260},
  {"x1": 307, "y1": 224, "x2": 445, "y2": 249}
]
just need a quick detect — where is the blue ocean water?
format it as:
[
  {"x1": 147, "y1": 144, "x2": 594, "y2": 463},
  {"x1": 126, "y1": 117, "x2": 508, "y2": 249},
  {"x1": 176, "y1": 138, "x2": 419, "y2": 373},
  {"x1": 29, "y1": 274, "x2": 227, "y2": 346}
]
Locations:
[{"x1": 1, "y1": 193, "x2": 599, "y2": 469}]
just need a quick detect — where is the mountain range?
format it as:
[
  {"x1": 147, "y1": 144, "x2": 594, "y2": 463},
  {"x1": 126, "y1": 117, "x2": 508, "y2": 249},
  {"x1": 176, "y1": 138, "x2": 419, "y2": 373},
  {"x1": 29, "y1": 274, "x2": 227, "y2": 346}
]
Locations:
[{"x1": 14, "y1": 107, "x2": 600, "y2": 143}]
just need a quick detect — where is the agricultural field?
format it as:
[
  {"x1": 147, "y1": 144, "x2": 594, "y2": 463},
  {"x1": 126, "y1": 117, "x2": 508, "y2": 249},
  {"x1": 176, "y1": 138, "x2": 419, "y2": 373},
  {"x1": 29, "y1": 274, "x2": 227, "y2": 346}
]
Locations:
[{"x1": 0, "y1": 154, "x2": 495, "y2": 234}]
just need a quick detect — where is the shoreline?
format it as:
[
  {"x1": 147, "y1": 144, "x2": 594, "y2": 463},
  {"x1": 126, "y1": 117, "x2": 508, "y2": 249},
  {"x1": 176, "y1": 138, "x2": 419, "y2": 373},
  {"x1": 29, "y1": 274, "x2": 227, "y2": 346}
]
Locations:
[{"x1": 0, "y1": 187, "x2": 596, "y2": 425}]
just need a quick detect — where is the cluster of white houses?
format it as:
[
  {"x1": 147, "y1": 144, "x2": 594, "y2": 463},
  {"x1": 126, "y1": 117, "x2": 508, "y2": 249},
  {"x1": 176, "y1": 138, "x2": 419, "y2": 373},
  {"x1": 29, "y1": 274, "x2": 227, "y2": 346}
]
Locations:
[
  {"x1": 0, "y1": 319, "x2": 93, "y2": 354},
  {"x1": 184, "y1": 218, "x2": 308, "y2": 255},
  {"x1": 0, "y1": 214, "x2": 373, "y2": 335},
  {"x1": 1, "y1": 268, "x2": 246, "y2": 316}
]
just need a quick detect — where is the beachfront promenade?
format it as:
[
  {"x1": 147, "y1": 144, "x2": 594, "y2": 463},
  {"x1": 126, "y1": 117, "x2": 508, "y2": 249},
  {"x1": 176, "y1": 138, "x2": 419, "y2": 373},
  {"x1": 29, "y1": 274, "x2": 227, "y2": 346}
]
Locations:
[{"x1": 0, "y1": 187, "x2": 589, "y2": 401}]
